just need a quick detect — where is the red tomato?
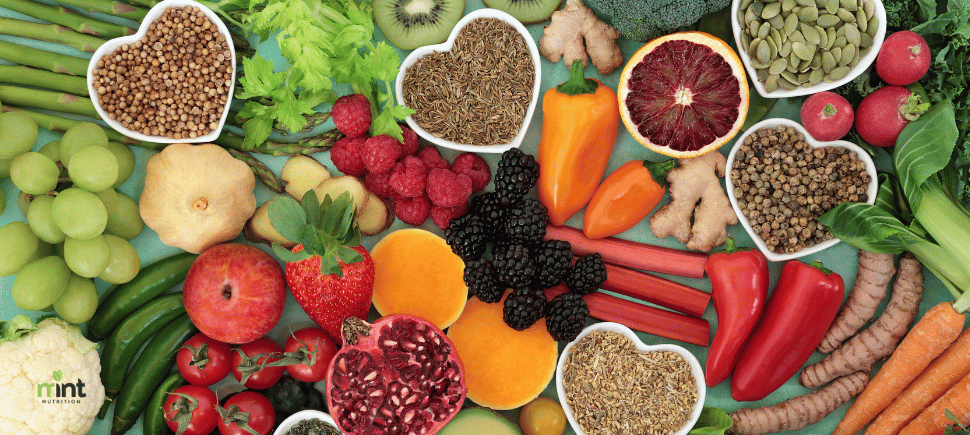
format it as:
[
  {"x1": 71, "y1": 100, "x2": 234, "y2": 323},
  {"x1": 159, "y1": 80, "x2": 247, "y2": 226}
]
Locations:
[
  {"x1": 177, "y1": 332, "x2": 232, "y2": 387},
  {"x1": 231, "y1": 337, "x2": 284, "y2": 390},
  {"x1": 163, "y1": 385, "x2": 218, "y2": 435},
  {"x1": 284, "y1": 327, "x2": 339, "y2": 382},
  {"x1": 217, "y1": 391, "x2": 275, "y2": 435}
]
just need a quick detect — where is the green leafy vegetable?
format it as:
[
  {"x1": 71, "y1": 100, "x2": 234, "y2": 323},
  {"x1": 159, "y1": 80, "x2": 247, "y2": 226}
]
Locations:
[
  {"x1": 688, "y1": 407, "x2": 733, "y2": 435},
  {"x1": 0, "y1": 315, "x2": 37, "y2": 344}
]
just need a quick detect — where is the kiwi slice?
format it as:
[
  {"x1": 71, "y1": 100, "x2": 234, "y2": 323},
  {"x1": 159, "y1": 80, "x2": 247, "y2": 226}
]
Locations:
[
  {"x1": 482, "y1": 0, "x2": 563, "y2": 24},
  {"x1": 373, "y1": 0, "x2": 466, "y2": 51}
]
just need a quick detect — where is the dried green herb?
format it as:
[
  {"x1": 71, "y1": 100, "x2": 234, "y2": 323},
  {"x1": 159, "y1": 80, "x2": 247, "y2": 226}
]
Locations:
[{"x1": 284, "y1": 418, "x2": 340, "y2": 435}]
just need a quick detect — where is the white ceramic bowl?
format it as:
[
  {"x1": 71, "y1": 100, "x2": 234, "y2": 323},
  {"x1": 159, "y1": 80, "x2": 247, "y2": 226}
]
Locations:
[
  {"x1": 394, "y1": 9, "x2": 541, "y2": 153},
  {"x1": 87, "y1": 0, "x2": 235, "y2": 143},
  {"x1": 731, "y1": 0, "x2": 886, "y2": 98},
  {"x1": 272, "y1": 410, "x2": 338, "y2": 435},
  {"x1": 725, "y1": 118, "x2": 878, "y2": 262},
  {"x1": 555, "y1": 322, "x2": 706, "y2": 435}
]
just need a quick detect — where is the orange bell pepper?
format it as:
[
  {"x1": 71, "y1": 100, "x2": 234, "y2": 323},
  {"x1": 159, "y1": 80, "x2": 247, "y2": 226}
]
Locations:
[
  {"x1": 582, "y1": 159, "x2": 675, "y2": 239},
  {"x1": 538, "y1": 60, "x2": 620, "y2": 226}
]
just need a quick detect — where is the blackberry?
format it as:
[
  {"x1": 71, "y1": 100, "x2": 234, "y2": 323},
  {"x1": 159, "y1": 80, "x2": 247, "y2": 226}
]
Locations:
[
  {"x1": 444, "y1": 214, "x2": 487, "y2": 261},
  {"x1": 503, "y1": 198, "x2": 549, "y2": 245},
  {"x1": 468, "y1": 192, "x2": 508, "y2": 235},
  {"x1": 532, "y1": 240, "x2": 572, "y2": 288},
  {"x1": 463, "y1": 259, "x2": 503, "y2": 303},
  {"x1": 492, "y1": 244, "x2": 534, "y2": 289},
  {"x1": 503, "y1": 287, "x2": 545, "y2": 331},
  {"x1": 494, "y1": 148, "x2": 539, "y2": 205},
  {"x1": 565, "y1": 253, "x2": 607, "y2": 295},
  {"x1": 544, "y1": 292, "x2": 589, "y2": 342}
]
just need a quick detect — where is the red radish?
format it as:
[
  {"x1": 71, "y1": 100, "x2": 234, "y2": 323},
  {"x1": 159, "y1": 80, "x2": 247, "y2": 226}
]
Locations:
[
  {"x1": 855, "y1": 86, "x2": 930, "y2": 147},
  {"x1": 800, "y1": 92, "x2": 854, "y2": 141},
  {"x1": 876, "y1": 31, "x2": 931, "y2": 86}
]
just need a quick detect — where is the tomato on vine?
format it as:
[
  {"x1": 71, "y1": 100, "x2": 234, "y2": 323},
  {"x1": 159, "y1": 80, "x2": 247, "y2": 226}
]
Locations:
[
  {"x1": 284, "y1": 327, "x2": 339, "y2": 383},
  {"x1": 231, "y1": 337, "x2": 285, "y2": 390},
  {"x1": 177, "y1": 332, "x2": 232, "y2": 386},
  {"x1": 217, "y1": 391, "x2": 275, "y2": 435},
  {"x1": 163, "y1": 385, "x2": 219, "y2": 435}
]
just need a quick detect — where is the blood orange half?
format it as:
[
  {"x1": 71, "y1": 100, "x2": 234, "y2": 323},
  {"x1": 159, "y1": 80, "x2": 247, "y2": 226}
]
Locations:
[{"x1": 618, "y1": 31, "x2": 749, "y2": 158}]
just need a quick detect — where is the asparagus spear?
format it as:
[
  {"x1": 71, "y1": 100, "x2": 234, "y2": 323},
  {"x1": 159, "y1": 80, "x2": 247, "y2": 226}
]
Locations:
[
  {"x1": 0, "y1": 65, "x2": 90, "y2": 96},
  {"x1": 0, "y1": 85, "x2": 100, "y2": 118},
  {"x1": 0, "y1": 17, "x2": 105, "y2": 53},
  {"x1": 0, "y1": 0, "x2": 135, "y2": 38},
  {"x1": 0, "y1": 40, "x2": 89, "y2": 76},
  {"x1": 51, "y1": 0, "x2": 149, "y2": 22},
  {"x1": 226, "y1": 148, "x2": 285, "y2": 194}
]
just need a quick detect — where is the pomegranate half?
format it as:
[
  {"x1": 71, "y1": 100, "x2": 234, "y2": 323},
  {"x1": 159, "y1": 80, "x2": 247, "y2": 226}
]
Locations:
[{"x1": 326, "y1": 315, "x2": 467, "y2": 435}]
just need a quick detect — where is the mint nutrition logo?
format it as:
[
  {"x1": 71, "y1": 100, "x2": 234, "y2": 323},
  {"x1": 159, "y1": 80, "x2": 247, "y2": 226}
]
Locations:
[{"x1": 36, "y1": 370, "x2": 89, "y2": 404}]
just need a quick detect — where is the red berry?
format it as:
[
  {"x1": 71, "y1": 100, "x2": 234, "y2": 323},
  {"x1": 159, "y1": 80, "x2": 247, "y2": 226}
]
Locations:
[
  {"x1": 450, "y1": 152, "x2": 491, "y2": 192},
  {"x1": 416, "y1": 146, "x2": 451, "y2": 170},
  {"x1": 426, "y1": 168, "x2": 473, "y2": 208},
  {"x1": 399, "y1": 124, "x2": 420, "y2": 156},
  {"x1": 330, "y1": 136, "x2": 368, "y2": 177},
  {"x1": 363, "y1": 135, "x2": 401, "y2": 174},
  {"x1": 876, "y1": 31, "x2": 931, "y2": 86},
  {"x1": 332, "y1": 94, "x2": 372, "y2": 138},
  {"x1": 365, "y1": 170, "x2": 395, "y2": 199},
  {"x1": 430, "y1": 203, "x2": 468, "y2": 230},
  {"x1": 394, "y1": 195, "x2": 431, "y2": 225},
  {"x1": 389, "y1": 156, "x2": 428, "y2": 198}
]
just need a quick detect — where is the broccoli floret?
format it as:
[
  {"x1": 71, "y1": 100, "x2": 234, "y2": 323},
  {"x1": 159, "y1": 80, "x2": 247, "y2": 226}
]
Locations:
[{"x1": 587, "y1": 0, "x2": 730, "y2": 42}]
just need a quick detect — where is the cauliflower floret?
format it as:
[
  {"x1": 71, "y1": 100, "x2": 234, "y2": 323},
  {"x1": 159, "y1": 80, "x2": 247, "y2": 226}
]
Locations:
[{"x1": 0, "y1": 316, "x2": 105, "y2": 435}]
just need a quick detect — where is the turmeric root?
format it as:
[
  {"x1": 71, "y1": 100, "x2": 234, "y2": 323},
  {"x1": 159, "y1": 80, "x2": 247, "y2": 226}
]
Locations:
[
  {"x1": 649, "y1": 152, "x2": 738, "y2": 252},
  {"x1": 818, "y1": 250, "x2": 897, "y2": 353},
  {"x1": 538, "y1": 0, "x2": 624, "y2": 75},
  {"x1": 729, "y1": 371, "x2": 869, "y2": 435},
  {"x1": 800, "y1": 253, "x2": 924, "y2": 389}
]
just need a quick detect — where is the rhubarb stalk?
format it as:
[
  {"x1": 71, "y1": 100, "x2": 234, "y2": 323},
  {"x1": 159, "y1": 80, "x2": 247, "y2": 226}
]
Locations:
[{"x1": 600, "y1": 262, "x2": 711, "y2": 317}]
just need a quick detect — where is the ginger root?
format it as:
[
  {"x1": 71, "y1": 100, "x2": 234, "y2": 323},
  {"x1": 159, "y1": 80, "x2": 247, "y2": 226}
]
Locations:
[
  {"x1": 817, "y1": 250, "x2": 897, "y2": 354},
  {"x1": 649, "y1": 152, "x2": 738, "y2": 252},
  {"x1": 538, "y1": 0, "x2": 623, "y2": 75},
  {"x1": 729, "y1": 371, "x2": 869, "y2": 435}
]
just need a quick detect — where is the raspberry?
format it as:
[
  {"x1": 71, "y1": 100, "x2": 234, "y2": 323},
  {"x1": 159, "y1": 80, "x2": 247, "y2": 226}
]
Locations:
[
  {"x1": 426, "y1": 168, "x2": 473, "y2": 207},
  {"x1": 364, "y1": 170, "x2": 395, "y2": 199},
  {"x1": 329, "y1": 135, "x2": 368, "y2": 177},
  {"x1": 399, "y1": 124, "x2": 420, "y2": 156},
  {"x1": 394, "y1": 195, "x2": 431, "y2": 225},
  {"x1": 332, "y1": 94, "x2": 372, "y2": 138},
  {"x1": 363, "y1": 135, "x2": 401, "y2": 174},
  {"x1": 430, "y1": 202, "x2": 469, "y2": 230},
  {"x1": 388, "y1": 156, "x2": 427, "y2": 198},
  {"x1": 451, "y1": 152, "x2": 491, "y2": 192},
  {"x1": 416, "y1": 146, "x2": 451, "y2": 170}
]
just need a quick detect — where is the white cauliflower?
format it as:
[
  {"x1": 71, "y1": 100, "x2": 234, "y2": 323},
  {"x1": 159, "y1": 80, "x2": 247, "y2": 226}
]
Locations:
[{"x1": 0, "y1": 316, "x2": 105, "y2": 435}]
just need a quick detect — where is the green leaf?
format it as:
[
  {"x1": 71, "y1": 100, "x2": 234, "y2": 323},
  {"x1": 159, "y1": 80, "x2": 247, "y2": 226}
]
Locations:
[
  {"x1": 818, "y1": 202, "x2": 922, "y2": 253},
  {"x1": 300, "y1": 224, "x2": 326, "y2": 256},
  {"x1": 241, "y1": 115, "x2": 273, "y2": 151},
  {"x1": 272, "y1": 243, "x2": 309, "y2": 263},
  {"x1": 894, "y1": 101, "x2": 960, "y2": 210},
  {"x1": 335, "y1": 246, "x2": 362, "y2": 265},
  {"x1": 874, "y1": 173, "x2": 913, "y2": 224},
  {"x1": 0, "y1": 315, "x2": 37, "y2": 345},
  {"x1": 319, "y1": 255, "x2": 342, "y2": 276},
  {"x1": 688, "y1": 407, "x2": 733, "y2": 435},
  {"x1": 301, "y1": 190, "x2": 321, "y2": 232},
  {"x1": 268, "y1": 196, "x2": 308, "y2": 243}
]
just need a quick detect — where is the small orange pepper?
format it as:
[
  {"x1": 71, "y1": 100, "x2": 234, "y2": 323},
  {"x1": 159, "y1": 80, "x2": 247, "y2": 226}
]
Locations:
[
  {"x1": 538, "y1": 60, "x2": 620, "y2": 226},
  {"x1": 582, "y1": 159, "x2": 676, "y2": 239}
]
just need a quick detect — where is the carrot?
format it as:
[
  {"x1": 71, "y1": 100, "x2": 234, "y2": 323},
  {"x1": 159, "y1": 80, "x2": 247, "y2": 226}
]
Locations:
[
  {"x1": 818, "y1": 250, "x2": 897, "y2": 354},
  {"x1": 832, "y1": 301, "x2": 966, "y2": 435},
  {"x1": 600, "y1": 262, "x2": 711, "y2": 317},
  {"x1": 899, "y1": 370, "x2": 970, "y2": 434},
  {"x1": 865, "y1": 326, "x2": 970, "y2": 435}
]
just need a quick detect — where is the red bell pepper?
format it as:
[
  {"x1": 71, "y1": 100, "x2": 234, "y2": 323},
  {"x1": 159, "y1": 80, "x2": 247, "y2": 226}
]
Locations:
[
  {"x1": 704, "y1": 238, "x2": 769, "y2": 388},
  {"x1": 731, "y1": 260, "x2": 845, "y2": 402}
]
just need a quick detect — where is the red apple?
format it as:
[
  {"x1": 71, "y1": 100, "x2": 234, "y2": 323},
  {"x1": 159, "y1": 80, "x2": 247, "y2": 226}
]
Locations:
[{"x1": 183, "y1": 243, "x2": 286, "y2": 344}]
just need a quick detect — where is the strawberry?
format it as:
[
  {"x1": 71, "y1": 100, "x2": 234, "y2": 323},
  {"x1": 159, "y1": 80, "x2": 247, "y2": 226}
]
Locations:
[{"x1": 267, "y1": 190, "x2": 375, "y2": 340}]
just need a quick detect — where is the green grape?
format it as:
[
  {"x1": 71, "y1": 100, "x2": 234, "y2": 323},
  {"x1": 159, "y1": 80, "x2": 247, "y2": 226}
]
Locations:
[
  {"x1": 30, "y1": 241, "x2": 54, "y2": 262},
  {"x1": 40, "y1": 305, "x2": 55, "y2": 312},
  {"x1": 0, "y1": 221, "x2": 39, "y2": 276},
  {"x1": 10, "y1": 152, "x2": 59, "y2": 195},
  {"x1": 12, "y1": 255, "x2": 70, "y2": 311},
  {"x1": 0, "y1": 191, "x2": 5, "y2": 215},
  {"x1": 26, "y1": 195, "x2": 65, "y2": 244},
  {"x1": 68, "y1": 146, "x2": 118, "y2": 192},
  {"x1": 63, "y1": 235, "x2": 110, "y2": 278},
  {"x1": 53, "y1": 274, "x2": 99, "y2": 324},
  {"x1": 94, "y1": 188, "x2": 118, "y2": 215},
  {"x1": 60, "y1": 122, "x2": 107, "y2": 167},
  {"x1": 0, "y1": 158, "x2": 11, "y2": 178},
  {"x1": 39, "y1": 141, "x2": 61, "y2": 163},
  {"x1": 51, "y1": 188, "x2": 107, "y2": 240},
  {"x1": 0, "y1": 111, "x2": 38, "y2": 159},
  {"x1": 104, "y1": 192, "x2": 144, "y2": 240},
  {"x1": 105, "y1": 142, "x2": 135, "y2": 188},
  {"x1": 98, "y1": 234, "x2": 140, "y2": 284},
  {"x1": 17, "y1": 191, "x2": 32, "y2": 217}
]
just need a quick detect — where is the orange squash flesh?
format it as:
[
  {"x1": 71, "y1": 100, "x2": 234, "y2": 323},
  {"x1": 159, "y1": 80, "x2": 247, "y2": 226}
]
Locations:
[
  {"x1": 370, "y1": 228, "x2": 468, "y2": 329},
  {"x1": 447, "y1": 291, "x2": 559, "y2": 410}
]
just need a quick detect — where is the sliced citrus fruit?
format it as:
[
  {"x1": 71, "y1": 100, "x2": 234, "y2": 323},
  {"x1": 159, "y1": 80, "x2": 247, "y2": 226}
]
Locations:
[{"x1": 618, "y1": 31, "x2": 749, "y2": 158}]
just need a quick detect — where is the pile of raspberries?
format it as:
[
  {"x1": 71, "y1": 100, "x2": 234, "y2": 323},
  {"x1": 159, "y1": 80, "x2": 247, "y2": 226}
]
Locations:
[{"x1": 329, "y1": 94, "x2": 491, "y2": 229}]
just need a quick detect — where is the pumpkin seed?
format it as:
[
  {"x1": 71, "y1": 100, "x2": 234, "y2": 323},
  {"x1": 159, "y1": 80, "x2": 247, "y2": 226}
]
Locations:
[
  {"x1": 817, "y1": 13, "x2": 841, "y2": 27},
  {"x1": 759, "y1": 21, "x2": 771, "y2": 39},
  {"x1": 844, "y1": 24, "x2": 861, "y2": 46},
  {"x1": 814, "y1": 0, "x2": 826, "y2": 6},
  {"x1": 828, "y1": 65, "x2": 851, "y2": 81},
  {"x1": 809, "y1": 67, "x2": 826, "y2": 84},
  {"x1": 769, "y1": 14, "x2": 785, "y2": 28},
  {"x1": 798, "y1": 57, "x2": 812, "y2": 71},
  {"x1": 863, "y1": 0, "x2": 874, "y2": 17},
  {"x1": 762, "y1": 2, "x2": 782, "y2": 18},
  {"x1": 764, "y1": 74, "x2": 780, "y2": 92},
  {"x1": 780, "y1": 39, "x2": 793, "y2": 57},
  {"x1": 741, "y1": 0, "x2": 754, "y2": 10},
  {"x1": 822, "y1": 51, "x2": 837, "y2": 72},
  {"x1": 856, "y1": 8, "x2": 868, "y2": 32},
  {"x1": 833, "y1": 35, "x2": 847, "y2": 49},
  {"x1": 796, "y1": 0, "x2": 814, "y2": 6},
  {"x1": 770, "y1": 28, "x2": 783, "y2": 47},
  {"x1": 782, "y1": 0, "x2": 796, "y2": 12},
  {"x1": 758, "y1": 39, "x2": 772, "y2": 64},
  {"x1": 860, "y1": 31, "x2": 873, "y2": 48},
  {"x1": 751, "y1": 1, "x2": 765, "y2": 16},
  {"x1": 838, "y1": 8, "x2": 856, "y2": 22},
  {"x1": 741, "y1": 32, "x2": 752, "y2": 50},
  {"x1": 798, "y1": 6, "x2": 820, "y2": 22},
  {"x1": 867, "y1": 16, "x2": 879, "y2": 37},
  {"x1": 792, "y1": 41, "x2": 815, "y2": 60},
  {"x1": 840, "y1": 44, "x2": 856, "y2": 66},
  {"x1": 793, "y1": 5, "x2": 803, "y2": 13},
  {"x1": 852, "y1": 47, "x2": 861, "y2": 65},
  {"x1": 749, "y1": 20, "x2": 760, "y2": 38},
  {"x1": 826, "y1": 28, "x2": 838, "y2": 49},
  {"x1": 785, "y1": 13, "x2": 800, "y2": 34},
  {"x1": 779, "y1": 77, "x2": 798, "y2": 90},
  {"x1": 766, "y1": 35, "x2": 779, "y2": 58},
  {"x1": 824, "y1": 0, "x2": 839, "y2": 14},
  {"x1": 830, "y1": 46, "x2": 843, "y2": 63},
  {"x1": 788, "y1": 53, "x2": 801, "y2": 71},
  {"x1": 816, "y1": 24, "x2": 829, "y2": 47},
  {"x1": 746, "y1": 7, "x2": 759, "y2": 24},
  {"x1": 757, "y1": 67, "x2": 770, "y2": 81},
  {"x1": 769, "y1": 58, "x2": 788, "y2": 74},
  {"x1": 749, "y1": 39, "x2": 764, "y2": 67},
  {"x1": 797, "y1": 71, "x2": 811, "y2": 83},
  {"x1": 840, "y1": 0, "x2": 857, "y2": 11},
  {"x1": 801, "y1": 23, "x2": 821, "y2": 44},
  {"x1": 790, "y1": 30, "x2": 806, "y2": 43},
  {"x1": 781, "y1": 71, "x2": 798, "y2": 84},
  {"x1": 810, "y1": 51, "x2": 823, "y2": 68}
]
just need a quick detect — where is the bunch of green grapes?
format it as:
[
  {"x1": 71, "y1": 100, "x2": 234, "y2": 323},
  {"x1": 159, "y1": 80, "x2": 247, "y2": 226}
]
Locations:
[{"x1": 0, "y1": 115, "x2": 145, "y2": 324}]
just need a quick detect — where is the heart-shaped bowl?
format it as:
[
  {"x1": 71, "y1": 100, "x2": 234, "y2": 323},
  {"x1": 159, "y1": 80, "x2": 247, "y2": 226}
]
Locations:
[
  {"x1": 725, "y1": 118, "x2": 878, "y2": 262},
  {"x1": 86, "y1": 0, "x2": 235, "y2": 143},
  {"x1": 394, "y1": 9, "x2": 541, "y2": 154},
  {"x1": 555, "y1": 322, "x2": 706, "y2": 435},
  {"x1": 272, "y1": 410, "x2": 338, "y2": 435},
  {"x1": 731, "y1": 0, "x2": 886, "y2": 99}
]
